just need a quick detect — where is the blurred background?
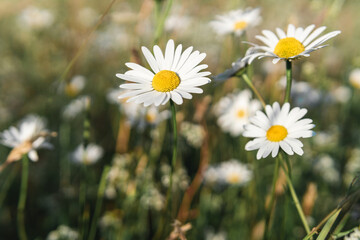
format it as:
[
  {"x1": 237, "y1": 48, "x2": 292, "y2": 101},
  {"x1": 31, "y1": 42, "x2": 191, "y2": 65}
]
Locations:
[{"x1": 0, "y1": 0, "x2": 359, "y2": 239}]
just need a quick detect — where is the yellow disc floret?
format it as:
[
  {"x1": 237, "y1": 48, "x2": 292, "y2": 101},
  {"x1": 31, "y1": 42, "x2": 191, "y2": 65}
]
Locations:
[
  {"x1": 236, "y1": 109, "x2": 246, "y2": 118},
  {"x1": 234, "y1": 21, "x2": 248, "y2": 31},
  {"x1": 273, "y1": 37, "x2": 305, "y2": 59},
  {"x1": 266, "y1": 125, "x2": 288, "y2": 142},
  {"x1": 152, "y1": 70, "x2": 180, "y2": 92},
  {"x1": 227, "y1": 173, "x2": 241, "y2": 184}
]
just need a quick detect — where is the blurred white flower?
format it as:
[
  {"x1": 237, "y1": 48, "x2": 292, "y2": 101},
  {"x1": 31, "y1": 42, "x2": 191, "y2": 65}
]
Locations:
[
  {"x1": 344, "y1": 228, "x2": 360, "y2": 240},
  {"x1": 140, "y1": 186, "x2": 165, "y2": 211},
  {"x1": 161, "y1": 164, "x2": 190, "y2": 191},
  {"x1": 105, "y1": 154, "x2": 131, "y2": 198},
  {"x1": 0, "y1": 115, "x2": 54, "y2": 162},
  {"x1": 180, "y1": 122, "x2": 205, "y2": 148},
  {"x1": 344, "y1": 148, "x2": 360, "y2": 185},
  {"x1": 215, "y1": 90, "x2": 261, "y2": 137},
  {"x1": 165, "y1": 13, "x2": 191, "y2": 32},
  {"x1": 18, "y1": 6, "x2": 54, "y2": 30},
  {"x1": 278, "y1": 77, "x2": 321, "y2": 108},
  {"x1": 204, "y1": 159, "x2": 252, "y2": 186},
  {"x1": 46, "y1": 225, "x2": 79, "y2": 240},
  {"x1": 94, "y1": 25, "x2": 129, "y2": 53},
  {"x1": 210, "y1": 8, "x2": 261, "y2": 37},
  {"x1": 349, "y1": 68, "x2": 360, "y2": 89},
  {"x1": 62, "y1": 95, "x2": 90, "y2": 120},
  {"x1": 107, "y1": 89, "x2": 170, "y2": 129},
  {"x1": 65, "y1": 75, "x2": 86, "y2": 97},
  {"x1": 314, "y1": 155, "x2": 340, "y2": 184},
  {"x1": 205, "y1": 230, "x2": 227, "y2": 240},
  {"x1": 99, "y1": 210, "x2": 122, "y2": 231},
  {"x1": 330, "y1": 85, "x2": 351, "y2": 104},
  {"x1": 71, "y1": 143, "x2": 104, "y2": 165}
]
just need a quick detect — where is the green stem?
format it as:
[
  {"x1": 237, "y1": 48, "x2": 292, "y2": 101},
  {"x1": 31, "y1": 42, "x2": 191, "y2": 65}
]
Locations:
[
  {"x1": 0, "y1": 165, "x2": 17, "y2": 208},
  {"x1": 168, "y1": 99, "x2": 178, "y2": 213},
  {"x1": 153, "y1": 0, "x2": 174, "y2": 44},
  {"x1": 264, "y1": 157, "x2": 280, "y2": 239},
  {"x1": 241, "y1": 73, "x2": 266, "y2": 108},
  {"x1": 279, "y1": 154, "x2": 310, "y2": 234},
  {"x1": 88, "y1": 166, "x2": 110, "y2": 240},
  {"x1": 284, "y1": 60, "x2": 292, "y2": 103},
  {"x1": 17, "y1": 155, "x2": 29, "y2": 240},
  {"x1": 152, "y1": 100, "x2": 178, "y2": 240}
]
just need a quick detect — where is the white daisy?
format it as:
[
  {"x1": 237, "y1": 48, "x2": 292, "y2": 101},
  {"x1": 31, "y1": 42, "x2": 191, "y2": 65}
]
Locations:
[
  {"x1": 71, "y1": 143, "x2": 104, "y2": 165},
  {"x1": 0, "y1": 115, "x2": 54, "y2": 162},
  {"x1": 117, "y1": 39, "x2": 211, "y2": 106},
  {"x1": 349, "y1": 68, "x2": 360, "y2": 89},
  {"x1": 215, "y1": 89, "x2": 261, "y2": 137},
  {"x1": 243, "y1": 102, "x2": 315, "y2": 160},
  {"x1": 218, "y1": 159, "x2": 252, "y2": 185},
  {"x1": 243, "y1": 24, "x2": 341, "y2": 64},
  {"x1": 210, "y1": 8, "x2": 261, "y2": 36}
]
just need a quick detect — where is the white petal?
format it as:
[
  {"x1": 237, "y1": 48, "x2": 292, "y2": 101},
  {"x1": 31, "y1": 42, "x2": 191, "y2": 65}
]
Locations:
[
  {"x1": 302, "y1": 26, "x2": 327, "y2": 46},
  {"x1": 170, "y1": 91, "x2": 183, "y2": 105},
  {"x1": 28, "y1": 150, "x2": 39, "y2": 162},
  {"x1": 141, "y1": 46, "x2": 160, "y2": 73}
]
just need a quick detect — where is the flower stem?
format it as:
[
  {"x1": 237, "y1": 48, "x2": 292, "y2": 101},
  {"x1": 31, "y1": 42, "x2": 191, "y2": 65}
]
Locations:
[
  {"x1": 153, "y1": 0, "x2": 173, "y2": 44},
  {"x1": 17, "y1": 154, "x2": 29, "y2": 240},
  {"x1": 88, "y1": 166, "x2": 110, "y2": 240},
  {"x1": 168, "y1": 99, "x2": 178, "y2": 212},
  {"x1": 264, "y1": 157, "x2": 280, "y2": 239},
  {"x1": 241, "y1": 73, "x2": 266, "y2": 108},
  {"x1": 152, "y1": 100, "x2": 178, "y2": 240},
  {"x1": 279, "y1": 153, "x2": 310, "y2": 234},
  {"x1": 284, "y1": 60, "x2": 292, "y2": 103}
]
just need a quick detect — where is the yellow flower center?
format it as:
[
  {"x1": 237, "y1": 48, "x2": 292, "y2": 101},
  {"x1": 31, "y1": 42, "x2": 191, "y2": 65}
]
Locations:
[
  {"x1": 152, "y1": 70, "x2": 180, "y2": 92},
  {"x1": 234, "y1": 21, "x2": 247, "y2": 31},
  {"x1": 273, "y1": 37, "x2": 305, "y2": 59},
  {"x1": 65, "y1": 84, "x2": 78, "y2": 97},
  {"x1": 227, "y1": 173, "x2": 241, "y2": 184},
  {"x1": 236, "y1": 109, "x2": 246, "y2": 118},
  {"x1": 146, "y1": 113, "x2": 156, "y2": 123},
  {"x1": 266, "y1": 125, "x2": 288, "y2": 142}
]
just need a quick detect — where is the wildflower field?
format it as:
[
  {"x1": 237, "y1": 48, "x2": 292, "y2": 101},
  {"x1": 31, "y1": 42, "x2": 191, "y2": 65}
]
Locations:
[{"x1": 1, "y1": 0, "x2": 360, "y2": 239}]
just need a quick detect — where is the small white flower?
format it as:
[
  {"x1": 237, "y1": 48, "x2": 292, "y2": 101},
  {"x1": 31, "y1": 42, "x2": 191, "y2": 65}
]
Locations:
[
  {"x1": 71, "y1": 143, "x2": 104, "y2": 165},
  {"x1": 117, "y1": 39, "x2": 211, "y2": 106},
  {"x1": 349, "y1": 68, "x2": 360, "y2": 89},
  {"x1": 277, "y1": 77, "x2": 321, "y2": 108},
  {"x1": 0, "y1": 115, "x2": 53, "y2": 162},
  {"x1": 18, "y1": 6, "x2": 54, "y2": 30},
  {"x1": 243, "y1": 102, "x2": 315, "y2": 159},
  {"x1": 345, "y1": 228, "x2": 360, "y2": 240},
  {"x1": 65, "y1": 75, "x2": 86, "y2": 97},
  {"x1": 62, "y1": 95, "x2": 90, "y2": 120},
  {"x1": 165, "y1": 13, "x2": 191, "y2": 32},
  {"x1": 218, "y1": 160, "x2": 252, "y2": 185},
  {"x1": 243, "y1": 24, "x2": 341, "y2": 64},
  {"x1": 314, "y1": 155, "x2": 340, "y2": 184},
  {"x1": 204, "y1": 159, "x2": 252, "y2": 186},
  {"x1": 210, "y1": 8, "x2": 261, "y2": 36},
  {"x1": 331, "y1": 85, "x2": 351, "y2": 104},
  {"x1": 215, "y1": 90, "x2": 261, "y2": 137},
  {"x1": 46, "y1": 225, "x2": 79, "y2": 240},
  {"x1": 180, "y1": 122, "x2": 205, "y2": 148}
]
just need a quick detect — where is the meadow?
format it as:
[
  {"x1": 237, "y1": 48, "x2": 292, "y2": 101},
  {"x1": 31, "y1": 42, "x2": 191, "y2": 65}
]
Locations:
[{"x1": 0, "y1": 0, "x2": 359, "y2": 239}]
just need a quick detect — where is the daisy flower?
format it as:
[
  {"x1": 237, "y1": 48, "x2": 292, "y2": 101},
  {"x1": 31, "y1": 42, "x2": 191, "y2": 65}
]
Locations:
[
  {"x1": 210, "y1": 8, "x2": 261, "y2": 37},
  {"x1": 349, "y1": 68, "x2": 360, "y2": 89},
  {"x1": 243, "y1": 102, "x2": 315, "y2": 160},
  {"x1": 117, "y1": 39, "x2": 211, "y2": 106},
  {"x1": 71, "y1": 143, "x2": 104, "y2": 165},
  {"x1": 0, "y1": 115, "x2": 54, "y2": 163},
  {"x1": 215, "y1": 90, "x2": 261, "y2": 137},
  {"x1": 218, "y1": 160, "x2": 252, "y2": 185},
  {"x1": 243, "y1": 24, "x2": 341, "y2": 64}
]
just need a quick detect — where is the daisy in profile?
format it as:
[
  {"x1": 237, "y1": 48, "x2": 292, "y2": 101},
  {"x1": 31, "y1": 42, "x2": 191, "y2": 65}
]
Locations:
[
  {"x1": 210, "y1": 8, "x2": 261, "y2": 37},
  {"x1": 243, "y1": 24, "x2": 341, "y2": 64},
  {"x1": 0, "y1": 115, "x2": 55, "y2": 165},
  {"x1": 117, "y1": 39, "x2": 211, "y2": 106},
  {"x1": 215, "y1": 90, "x2": 261, "y2": 137},
  {"x1": 243, "y1": 102, "x2": 314, "y2": 160}
]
